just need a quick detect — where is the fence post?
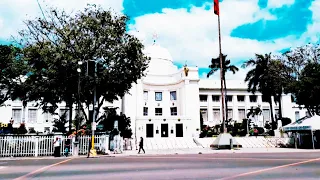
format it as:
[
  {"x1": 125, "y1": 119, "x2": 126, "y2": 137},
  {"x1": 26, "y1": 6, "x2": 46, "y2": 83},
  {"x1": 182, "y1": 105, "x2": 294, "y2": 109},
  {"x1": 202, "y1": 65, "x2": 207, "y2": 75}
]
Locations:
[
  {"x1": 35, "y1": 136, "x2": 39, "y2": 157},
  {"x1": 104, "y1": 135, "x2": 110, "y2": 154}
]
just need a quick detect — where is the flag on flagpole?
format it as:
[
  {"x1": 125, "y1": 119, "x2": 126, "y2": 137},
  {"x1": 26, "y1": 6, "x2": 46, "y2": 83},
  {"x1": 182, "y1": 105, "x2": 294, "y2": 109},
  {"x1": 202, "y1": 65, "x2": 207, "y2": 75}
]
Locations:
[{"x1": 214, "y1": 0, "x2": 219, "y2": 15}]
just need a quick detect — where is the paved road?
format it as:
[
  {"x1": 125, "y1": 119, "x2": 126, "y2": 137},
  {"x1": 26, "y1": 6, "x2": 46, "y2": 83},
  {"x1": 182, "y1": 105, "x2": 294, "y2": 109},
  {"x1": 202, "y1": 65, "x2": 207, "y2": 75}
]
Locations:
[{"x1": 0, "y1": 152, "x2": 319, "y2": 180}]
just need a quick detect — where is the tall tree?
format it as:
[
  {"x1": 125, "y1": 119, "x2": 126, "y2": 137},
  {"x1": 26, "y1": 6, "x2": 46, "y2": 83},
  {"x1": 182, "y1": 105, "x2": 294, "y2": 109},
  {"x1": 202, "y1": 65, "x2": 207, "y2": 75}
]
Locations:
[
  {"x1": 242, "y1": 53, "x2": 279, "y2": 130},
  {"x1": 290, "y1": 63, "x2": 320, "y2": 115},
  {"x1": 281, "y1": 43, "x2": 320, "y2": 116},
  {"x1": 0, "y1": 45, "x2": 27, "y2": 106},
  {"x1": 99, "y1": 107, "x2": 132, "y2": 138},
  {"x1": 15, "y1": 5, "x2": 149, "y2": 131},
  {"x1": 207, "y1": 54, "x2": 239, "y2": 121}
]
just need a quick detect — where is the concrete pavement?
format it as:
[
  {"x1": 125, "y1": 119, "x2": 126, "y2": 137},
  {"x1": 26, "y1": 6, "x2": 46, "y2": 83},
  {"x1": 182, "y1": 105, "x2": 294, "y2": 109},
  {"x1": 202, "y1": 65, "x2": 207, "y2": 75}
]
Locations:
[
  {"x1": 1, "y1": 147, "x2": 320, "y2": 160},
  {"x1": 0, "y1": 152, "x2": 319, "y2": 180}
]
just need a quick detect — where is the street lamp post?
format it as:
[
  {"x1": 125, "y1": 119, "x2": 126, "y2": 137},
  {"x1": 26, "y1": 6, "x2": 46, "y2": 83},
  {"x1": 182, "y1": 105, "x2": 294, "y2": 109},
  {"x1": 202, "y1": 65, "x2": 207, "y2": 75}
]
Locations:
[
  {"x1": 73, "y1": 61, "x2": 82, "y2": 156},
  {"x1": 86, "y1": 58, "x2": 106, "y2": 157}
]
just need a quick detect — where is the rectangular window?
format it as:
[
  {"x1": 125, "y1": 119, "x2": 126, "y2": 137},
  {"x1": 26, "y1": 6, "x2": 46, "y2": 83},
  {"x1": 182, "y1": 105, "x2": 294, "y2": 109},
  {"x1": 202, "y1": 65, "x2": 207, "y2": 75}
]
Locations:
[
  {"x1": 155, "y1": 108, "x2": 162, "y2": 116},
  {"x1": 143, "y1": 107, "x2": 148, "y2": 116},
  {"x1": 263, "y1": 109, "x2": 270, "y2": 122},
  {"x1": 200, "y1": 109, "x2": 208, "y2": 122},
  {"x1": 28, "y1": 109, "x2": 37, "y2": 123},
  {"x1": 227, "y1": 109, "x2": 233, "y2": 120},
  {"x1": 170, "y1": 107, "x2": 177, "y2": 116},
  {"x1": 238, "y1": 109, "x2": 245, "y2": 121},
  {"x1": 44, "y1": 113, "x2": 53, "y2": 123},
  {"x1": 212, "y1": 95, "x2": 220, "y2": 102},
  {"x1": 170, "y1": 91, "x2": 177, "y2": 100},
  {"x1": 237, "y1": 95, "x2": 245, "y2": 102},
  {"x1": 249, "y1": 95, "x2": 257, "y2": 102},
  {"x1": 213, "y1": 109, "x2": 220, "y2": 121},
  {"x1": 155, "y1": 92, "x2": 162, "y2": 101},
  {"x1": 199, "y1": 95, "x2": 208, "y2": 102},
  {"x1": 143, "y1": 91, "x2": 148, "y2": 101},
  {"x1": 226, "y1": 95, "x2": 233, "y2": 102},
  {"x1": 12, "y1": 109, "x2": 22, "y2": 124},
  {"x1": 295, "y1": 111, "x2": 300, "y2": 121}
]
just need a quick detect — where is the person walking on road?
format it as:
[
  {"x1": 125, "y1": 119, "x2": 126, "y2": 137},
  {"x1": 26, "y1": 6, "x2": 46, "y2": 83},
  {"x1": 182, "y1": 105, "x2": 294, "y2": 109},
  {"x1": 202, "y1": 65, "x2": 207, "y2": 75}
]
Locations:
[
  {"x1": 53, "y1": 137, "x2": 61, "y2": 157},
  {"x1": 138, "y1": 137, "x2": 145, "y2": 154}
]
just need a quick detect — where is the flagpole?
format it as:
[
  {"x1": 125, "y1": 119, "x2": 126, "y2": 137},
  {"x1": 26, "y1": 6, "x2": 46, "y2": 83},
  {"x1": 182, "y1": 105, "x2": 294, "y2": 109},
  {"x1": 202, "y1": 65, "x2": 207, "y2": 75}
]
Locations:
[{"x1": 217, "y1": 10, "x2": 226, "y2": 133}]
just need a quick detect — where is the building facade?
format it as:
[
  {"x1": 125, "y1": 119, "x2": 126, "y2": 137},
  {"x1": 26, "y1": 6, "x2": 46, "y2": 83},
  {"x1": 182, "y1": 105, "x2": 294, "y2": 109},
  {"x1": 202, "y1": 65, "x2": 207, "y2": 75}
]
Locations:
[{"x1": 0, "y1": 43, "x2": 308, "y2": 138}]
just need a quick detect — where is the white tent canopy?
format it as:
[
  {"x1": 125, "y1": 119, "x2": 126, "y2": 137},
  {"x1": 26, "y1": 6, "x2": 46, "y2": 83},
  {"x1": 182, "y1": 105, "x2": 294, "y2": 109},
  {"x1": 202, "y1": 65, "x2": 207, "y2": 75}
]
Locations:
[{"x1": 283, "y1": 115, "x2": 320, "y2": 131}]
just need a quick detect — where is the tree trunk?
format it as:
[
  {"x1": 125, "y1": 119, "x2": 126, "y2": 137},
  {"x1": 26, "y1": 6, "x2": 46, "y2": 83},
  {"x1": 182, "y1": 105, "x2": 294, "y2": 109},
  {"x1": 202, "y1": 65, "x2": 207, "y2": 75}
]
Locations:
[
  {"x1": 269, "y1": 98, "x2": 276, "y2": 130},
  {"x1": 68, "y1": 102, "x2": 73, "y2": 133},
  {"x1": 278, "y1": 96, "x2": 283, "y2": 119}
]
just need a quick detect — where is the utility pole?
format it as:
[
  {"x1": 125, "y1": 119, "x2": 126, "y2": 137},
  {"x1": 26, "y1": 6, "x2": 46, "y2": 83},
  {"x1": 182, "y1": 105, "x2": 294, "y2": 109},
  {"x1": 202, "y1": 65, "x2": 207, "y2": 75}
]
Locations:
[{"x1": 91, "y1": 62, "x2": 97, "y2": 155}]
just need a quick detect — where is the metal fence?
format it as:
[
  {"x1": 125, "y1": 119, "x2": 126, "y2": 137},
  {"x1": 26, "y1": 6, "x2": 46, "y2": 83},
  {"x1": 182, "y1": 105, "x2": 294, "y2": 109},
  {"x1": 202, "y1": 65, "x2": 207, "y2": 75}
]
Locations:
[{"x1": 0, "y1": 134, "x2": 109, "y2": 158}]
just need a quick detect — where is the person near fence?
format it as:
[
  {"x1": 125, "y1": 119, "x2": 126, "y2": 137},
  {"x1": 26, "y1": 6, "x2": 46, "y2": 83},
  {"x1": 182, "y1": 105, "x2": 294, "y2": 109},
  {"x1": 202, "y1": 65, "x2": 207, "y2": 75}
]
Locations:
[
  {"x1": 138, "y1": 137, "x2": 145, "y2": 154},
  {"x1": 87, "y1": 138, "x2": 92, "y2": 158},
  {"x1": 53, "y1": 137, "x2": 61, "y2": 157},
  {"x1": 64, "y1": 138, "x2": 71, "y2": 157}
]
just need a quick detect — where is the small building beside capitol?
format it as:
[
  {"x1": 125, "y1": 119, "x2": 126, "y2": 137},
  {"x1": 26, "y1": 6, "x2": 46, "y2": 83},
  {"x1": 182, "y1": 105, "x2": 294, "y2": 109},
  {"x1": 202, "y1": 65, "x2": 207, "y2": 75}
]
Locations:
[{"x1": 0, "y1": 42, "x2": 308, "y2": 138}]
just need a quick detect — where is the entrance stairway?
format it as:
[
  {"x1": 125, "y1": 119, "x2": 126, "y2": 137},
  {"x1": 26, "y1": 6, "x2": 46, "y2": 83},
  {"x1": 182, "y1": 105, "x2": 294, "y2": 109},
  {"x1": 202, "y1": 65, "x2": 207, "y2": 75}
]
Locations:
[{"x1": 125, "y1": 137, "x2": 292, "y2": 150}]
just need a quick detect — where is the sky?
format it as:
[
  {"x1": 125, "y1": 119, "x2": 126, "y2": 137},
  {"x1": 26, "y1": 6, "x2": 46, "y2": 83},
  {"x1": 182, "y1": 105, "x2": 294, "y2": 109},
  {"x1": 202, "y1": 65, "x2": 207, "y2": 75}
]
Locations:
[{"x1": 0, "y1": 0, "x2": 319, "y2": 80}]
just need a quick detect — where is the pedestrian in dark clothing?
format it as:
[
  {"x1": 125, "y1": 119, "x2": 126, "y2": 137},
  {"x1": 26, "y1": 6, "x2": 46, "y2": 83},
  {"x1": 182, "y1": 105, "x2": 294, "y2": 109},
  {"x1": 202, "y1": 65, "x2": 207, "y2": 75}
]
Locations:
[
  {"x1": 87, "y1": 138, "x2": 92, "y2": 158},
  {"x1": 138, "y1": 137, "x2": 145, "y2": 154},
  {"x1": 53, "y1": 137, "x2": 61, "y2": 157},
  {"x1": 64, "y1": 139, "x2": 71, "y2": 157}
]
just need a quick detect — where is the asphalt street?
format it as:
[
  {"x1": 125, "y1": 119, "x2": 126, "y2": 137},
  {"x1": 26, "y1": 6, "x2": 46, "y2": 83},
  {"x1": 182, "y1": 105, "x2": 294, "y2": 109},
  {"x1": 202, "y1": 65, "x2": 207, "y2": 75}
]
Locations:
[{"x1": 0, "y1": 152, "x2": 319, "y2": 180}]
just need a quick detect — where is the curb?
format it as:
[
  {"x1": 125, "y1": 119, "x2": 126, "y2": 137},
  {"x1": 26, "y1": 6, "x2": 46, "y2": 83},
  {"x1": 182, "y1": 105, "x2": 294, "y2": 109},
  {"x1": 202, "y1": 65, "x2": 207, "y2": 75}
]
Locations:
[{"x1": 1, "y1": 149, "x2": 320, "y2": 160}]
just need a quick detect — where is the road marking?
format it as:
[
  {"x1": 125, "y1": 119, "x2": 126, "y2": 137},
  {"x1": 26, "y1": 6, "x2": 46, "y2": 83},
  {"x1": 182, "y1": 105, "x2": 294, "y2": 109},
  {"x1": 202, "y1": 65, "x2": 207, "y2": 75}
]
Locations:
[
  {"x1": 217, "y1": 157, "x2": 320, "y2": 180},
  {"x1": 13, "y1": 158, "x2": 72, "y2": 180},
  {"x1": 125, "y1": 156, "x2": 311, "y2": 161},
  {"x1": 0, "y1": 166, "x2": 7, "y2": 170}
]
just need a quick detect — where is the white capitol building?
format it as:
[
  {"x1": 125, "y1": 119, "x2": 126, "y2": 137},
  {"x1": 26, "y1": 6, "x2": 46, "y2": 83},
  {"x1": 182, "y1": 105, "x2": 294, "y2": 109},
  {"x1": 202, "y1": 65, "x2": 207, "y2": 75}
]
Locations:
[{"x1": 0, "y1": 42, "x2": 307, "y2": 138}]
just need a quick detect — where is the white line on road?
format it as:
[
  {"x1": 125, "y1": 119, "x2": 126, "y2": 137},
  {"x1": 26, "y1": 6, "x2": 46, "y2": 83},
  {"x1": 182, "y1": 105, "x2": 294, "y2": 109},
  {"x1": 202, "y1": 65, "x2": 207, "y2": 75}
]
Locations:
[
  {"x1": 0, "y1": 166, "x2": 7, "y2": 170},
  {"x1": 125, "y1": 156, "x2": 311, "y2": 161}
]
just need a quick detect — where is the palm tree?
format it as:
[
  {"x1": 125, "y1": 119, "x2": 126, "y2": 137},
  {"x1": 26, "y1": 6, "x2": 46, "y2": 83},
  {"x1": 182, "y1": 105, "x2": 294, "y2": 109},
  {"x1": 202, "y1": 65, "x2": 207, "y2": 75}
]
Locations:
[
  {"x1": 246, "y1": 105, "x2": 262, "y2": 134},
  {"x1": 207, "y1": 54, "x2": 239, "y2": 124},
  {"x1": 242, "y1": 53, "x2": 280, "y2": 130}
]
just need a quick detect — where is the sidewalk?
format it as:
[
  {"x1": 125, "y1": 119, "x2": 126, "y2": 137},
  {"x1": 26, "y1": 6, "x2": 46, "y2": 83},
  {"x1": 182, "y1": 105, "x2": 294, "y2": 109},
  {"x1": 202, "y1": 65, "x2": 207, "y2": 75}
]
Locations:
[
  {"x1": 1, "y1": 148, "x2": 320, "y2": 160},
  {"x1": 115, "y1": 147, "x2": 320, "y2": 156}
]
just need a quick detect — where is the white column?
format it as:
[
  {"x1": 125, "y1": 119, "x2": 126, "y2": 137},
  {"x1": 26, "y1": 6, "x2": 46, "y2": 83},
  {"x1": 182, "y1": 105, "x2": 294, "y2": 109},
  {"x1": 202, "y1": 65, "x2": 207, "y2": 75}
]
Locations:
[
  {"x1": 208, "y1": 95, "x2": 213, "y2": 122},
  {"x1": 311, "y1": 130, "x2": 315, "y2": 149}
]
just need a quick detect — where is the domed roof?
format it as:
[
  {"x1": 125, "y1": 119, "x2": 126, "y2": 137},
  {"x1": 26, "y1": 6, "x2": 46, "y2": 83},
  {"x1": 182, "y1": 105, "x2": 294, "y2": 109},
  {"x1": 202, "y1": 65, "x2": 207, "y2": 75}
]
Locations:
[
  {"x1": 144, "y1": 44, "x2": 173, "y2": 62},
  {"x1": 143, "y1": 43, "x2": 177, "y2": 75}
]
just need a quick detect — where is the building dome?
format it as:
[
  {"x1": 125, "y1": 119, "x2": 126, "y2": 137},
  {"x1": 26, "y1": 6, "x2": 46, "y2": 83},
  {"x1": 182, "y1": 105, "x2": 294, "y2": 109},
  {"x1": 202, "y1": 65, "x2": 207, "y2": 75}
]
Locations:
[
  {"x1": 144, "y1": 44, "x2": 173, "y2": 62},
  {"x1": 143, "y1": 43, "x2": 177, "y2": 75}
]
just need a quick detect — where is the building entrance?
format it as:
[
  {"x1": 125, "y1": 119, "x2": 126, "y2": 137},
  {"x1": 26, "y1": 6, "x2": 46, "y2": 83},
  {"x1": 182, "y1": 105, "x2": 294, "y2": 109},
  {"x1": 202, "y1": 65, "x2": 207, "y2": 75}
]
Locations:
[
  {"x1": 161, "y1": 124, "x2": 168, "y2": 137},
  {"x1": 146, "y1": 124, "x2": 154, "y2": 138},
  {"x1": 176, "y1": 124, "x2": 183, "y2": 137}
]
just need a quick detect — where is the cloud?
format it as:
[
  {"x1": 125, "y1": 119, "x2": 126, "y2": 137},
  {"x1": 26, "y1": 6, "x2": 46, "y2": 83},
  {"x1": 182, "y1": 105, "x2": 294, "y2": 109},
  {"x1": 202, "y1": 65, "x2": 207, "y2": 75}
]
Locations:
[
  {"x1": 0, "y1": 0, "x2": 124, "y2": 40},
  {"x1": 302, "y1": 0, "x2": 320, "y2": 43},
  {"x1": 128, "y1": 0, "x2": 303, "y2": 69},
  {"x1": 200, "y1": 66, "x2": 253, "y2": 81},
  {"x1": 267, "y1": 0, "x2": 295, "y2": 8}
]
